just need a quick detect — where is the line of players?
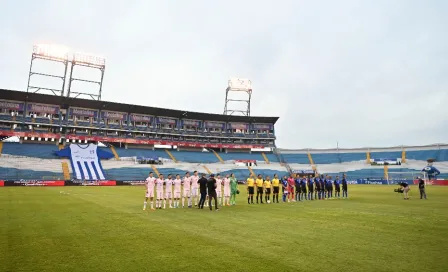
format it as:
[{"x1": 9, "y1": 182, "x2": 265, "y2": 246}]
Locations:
[
  {"x1": 143, "y1": 171, "x2": 238, "y2": 210},
  {"x1": 246, "y1": 173, "x2": 349, "y2": 204}
]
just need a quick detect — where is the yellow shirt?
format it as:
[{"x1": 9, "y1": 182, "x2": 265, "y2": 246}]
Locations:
[
  {"x1": 255, "y1": 179, "x2": 264, "y2": 187},
  {"x1": 264, "y1": 180, "x2": 272, "y2": 188},
  {"x1": 247, "y1": 178, "x2": 255, "y2": 187},
  {"x1": 272, "y1": 178, "x2": 280, "y2": 187}
]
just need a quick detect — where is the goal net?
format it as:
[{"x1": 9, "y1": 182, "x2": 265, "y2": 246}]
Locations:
[{"x1": 387, "y1": 171, "x2": 428, "y2": 185}]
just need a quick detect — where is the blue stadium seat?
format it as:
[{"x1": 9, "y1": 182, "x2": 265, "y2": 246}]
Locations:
[
  {"x1": 114, "y1": 148, "x2": 169, "y2": 159},
  {"x1": 173, "y1": 151, "x2": 220, "y2": 163},
  {"x1": 281, "y1": 153, "x2": 309, "y2": 164},
  {"x1": 2, "y1": 143, "x2": 59, "y2": 159},
  {"x1": 0, "y1": 167, "x2": 61, "y2": 180},
  {"x1": 312, "y1": 153, "x2": 340, "y2": 164},
  {"x1": 406, "y1": 150, "x2": 439, "y2": 161},
  {"x1": 219, "y1": 152, "x2": 263, "y2": 161},
  {"x1": 438, "y1": 149, "x2": 448, "y2": 161},
  {"x1": 369, "y1": 151, "x2": 401, "y2": 160},
  {"x1": 339, "y1": 152, "x2": 366, "y2": 162}
]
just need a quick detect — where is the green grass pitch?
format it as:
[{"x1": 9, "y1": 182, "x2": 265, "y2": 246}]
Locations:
[{"x1": 1, "y1": 185, "x2": 448, "y2": 272}]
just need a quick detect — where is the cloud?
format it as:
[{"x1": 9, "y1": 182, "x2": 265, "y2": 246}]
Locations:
[{"x1": 0, "y1": 0, "x2": 447, "y2": 149}]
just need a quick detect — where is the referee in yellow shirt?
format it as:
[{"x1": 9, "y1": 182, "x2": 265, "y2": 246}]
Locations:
[
  {"x1": 255, "y1": 174, "x2": 264, "y2": 204},
  {"x1": 272, "y1": 174, "x2": 280, "y2": 203},
  {"x1": 264, "y1": 176, "x2": 272, "y2": 203},
  {"x1": 246, "y1": 174, "x2": 255, "y2": 204}
]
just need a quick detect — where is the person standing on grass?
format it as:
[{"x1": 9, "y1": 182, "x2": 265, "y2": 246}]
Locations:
[
  {"x1": 342, "y1": 174, "x2": 348, "y2": 198},
  {"x1": 191, "y1": 171, "x2": 200, "y2": 207},
  {"x1": 173, "y1": 174, "x2": 182, "y2": 208},
  {"x1": 255, "y1": 174, "x2": 264, "y2": 204},
  {"x1": 334, "y1": 176, "x2": 341, "y2": 199},
  {"x1": 319, "y1": 176, "x2": 326, "y2": 200},
  {"x1": 198, "y1": 173, "x2": 208, "y2": 209},
  {"x1": 215, "y1": 174, "x2": 223, "y2": 206},
  {"x1": 229, "y1": 173, "x2": 238, "y2": 205},
  {"x1": 165, "y1": 174, "x2": 174, "y2": 208},
  {"x1": 207, "y1": 174, "x2": 219, "y2": 211},
  {"x1": 418, "y1": 177, "x2": 427, "y2": 199},
  {"x1": 247, "y1": 174, "x2": 255, "y2": 204},
  {"x1": 182, "y1": 172, "x2": 191, "y2": 208},
  {"x1": 223, "y1": 174, "x2": 231, "y2": 206},
  {"x1": 295, "y1": 175, "x2": 301, "y2": 201},
  {"x1": 314, "y1": 176, "x2": 321, "y2": 200},
  {"x1": 287, "y1": 174, "x2": 295, "y2": 202},
  {"x1": 264, "y1": 176, "x2": 272, "y2": 204},
  {"x1": 307, "y1": 176, "x2": 314, "y2": 200},
  {"x1": 272, "y1": 174, "x2": 280, "y2": 203},
  {"x1": 282, "y1": 176, "x2": 289, "y2": 202},
  {"x1": 300, "y1": 177, "x2": 307, "y2": 200},
  {"x1": 155, "y1": 174, "x2": 165, "y2": 209},
  {"x1": 143, "y1": 172, "x2": 156, "y2": 211}
]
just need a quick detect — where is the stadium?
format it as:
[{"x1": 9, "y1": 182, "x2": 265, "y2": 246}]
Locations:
[{"x1": 1, "y1": 35, "x2": 448, "y2": 272}]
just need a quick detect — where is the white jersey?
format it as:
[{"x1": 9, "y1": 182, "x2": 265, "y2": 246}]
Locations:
[
  {"x1": 183, "y1": 176, "x2": 191, "y2": 191},
  {"x1": 155, "y1": 178, "x2": 164, "y2": 199},
  {"x1": 223, "y1": 177, "x2": 231, "y2": 197},
  {"x1": 173, "y1": 178, "x2": 182, "y2": 193},
  {"x1": 216, "y1": 178, "x2": 222, "y2": 193},
  {"x1": 165, "y1": 179, "x2": 173, "y2": 193},
  {"x1": 191, "y1": 175, "x2": 199, "y2": 189},
  {"x1": 223, "y1": 178, "x2": 230, "y2": 190},
  {"x1": 146, "y1": 177, "x2": 156, "y2": 192}
]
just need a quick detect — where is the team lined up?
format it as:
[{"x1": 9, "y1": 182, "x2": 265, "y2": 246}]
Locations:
[
  {"x1": 143, "y1": 171, "x2": 239, "y2": 210},
  {"x1": 245, "y1": 174, "x2": 349, "y2": 204}
]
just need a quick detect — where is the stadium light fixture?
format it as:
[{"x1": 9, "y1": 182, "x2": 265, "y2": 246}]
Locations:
[
  {"x1": 33, "y1": 44, "x2": 69, "y2": 61},
  {"x1": 73, "y1": 52, "x2": 106, "y2": 68}
]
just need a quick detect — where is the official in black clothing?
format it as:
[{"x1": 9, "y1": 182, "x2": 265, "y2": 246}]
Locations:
[
  {"x1": 207, "y1": 174, "x2": 219, "y2": 211},
  {"x1": 198, "y1": 173, "x2": 208, "y2": 209},
  {"x1": 418, "y1": 177, "x2": 427, "y2": 199}
]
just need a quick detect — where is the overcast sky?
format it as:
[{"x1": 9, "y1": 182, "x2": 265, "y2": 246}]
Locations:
[{"x1": 0, "y1": 0, "x2": 447, "y2": 149}]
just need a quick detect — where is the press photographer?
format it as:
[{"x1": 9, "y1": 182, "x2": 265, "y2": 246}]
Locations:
[
  {"x1": 398, "y1": 182, "x2": 410, "y2": 200},
  {"x1": 418, "y1": 177, "x2": 427, "y2": 200}
]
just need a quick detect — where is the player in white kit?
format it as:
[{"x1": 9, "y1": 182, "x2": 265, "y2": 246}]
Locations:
[
  {"x1": 173, "y1": 174, "x2": 182, "y2": 208},
  {"x1": 223, "y1": 174, "x2": 231, "y2": 206},
  {"x1": 216, "y1": 174, "x2": 223, "y2": 206},
  {"x1": 143, "y1": 172, "x2": 156, "y2": 211},
  {"x1": 165, "y1": 174, "x2": 174, "y2": 209},
  {"x1": 190, "y1": 171, "x2": 199, "y2": 206},
  {"x1": 155, "y1": 174, "x2": 165, "y2": 209},
  {"x1": 182, "y1": 172, "x2": 191, "y2": 208}
]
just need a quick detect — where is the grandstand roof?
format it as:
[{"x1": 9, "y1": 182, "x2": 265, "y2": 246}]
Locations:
[{"x1": 0, "y1": 89, "x2": 279, "y2": 124}]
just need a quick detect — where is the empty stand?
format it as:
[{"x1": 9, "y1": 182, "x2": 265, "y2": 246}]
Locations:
[
  {"x1": 211, "y1": 150, "x2": 224, "y2": 163},
  {"x1": 2, "y1": 143, "x2": 58, "y2": 159},
  {"x1": 261, "y1": 152, "x2": 270, "y2": 164},
  {"x1": 173, "y1": 151, "x2": 220, "y2": 163},
  {"x1": 165, "y1": 150, "x2": 177, "y2": 162},
  {"x1": 0, "y1": 142, "x2": 3, "y2": 157},
  {"x1": 61, "y1": 161, "x2": 71, "y2": 180},
  {"x1": 110, "y1": 146, "x2": 119, "y2": 160},
  {"x1": 202, "y1": 165, "x2": 212, "y2": 174}
]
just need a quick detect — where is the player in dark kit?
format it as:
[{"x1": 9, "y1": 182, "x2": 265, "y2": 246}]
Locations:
[
  {"x1": 327, "y1": 176, "x2": 334, "y2": 199},
  {"x1": 342, "y1": 174, "x2": 348, "y2": 198},
  {"x1": 319, "y1": 177, "x2": 325, "y2": 200},
  {"x1": 314, "y1": 176, "x2": 320, "y2": 200},
  {"x1": 307, "y1": 176, "x2": 314, "y2": 200},
  {"x1": 334, "y1": 176, "x2": 341, "y2": 198},
  {"x1": 301, "y1": 177, "x2": 307, "y2": 200},
  {"x1": 295, "y1": 176, "x2": 301, "y2": 201}
]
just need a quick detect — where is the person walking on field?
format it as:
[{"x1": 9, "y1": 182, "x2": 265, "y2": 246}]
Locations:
[
  {"x1": 197, "y1": 173, "x2": 208, "y2": 209},
  {"x1": 207, "y1": 174, "x2": 219, "y2": 211}
]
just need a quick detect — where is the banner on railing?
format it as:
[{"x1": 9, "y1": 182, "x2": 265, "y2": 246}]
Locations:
[{"x1": 0, "y1": 100, "x2": 25, "y2": 111}]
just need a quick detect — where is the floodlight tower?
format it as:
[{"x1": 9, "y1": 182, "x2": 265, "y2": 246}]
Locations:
[
  {"x1": 223, "y1": 78, "x2": 252, "y2": 116},
  {"x1": 66, "y1": 52, "x2": 106, "y2": 101},
  {"x1": 26, "y1": 44, "x2": 69, "y2": 96}
]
